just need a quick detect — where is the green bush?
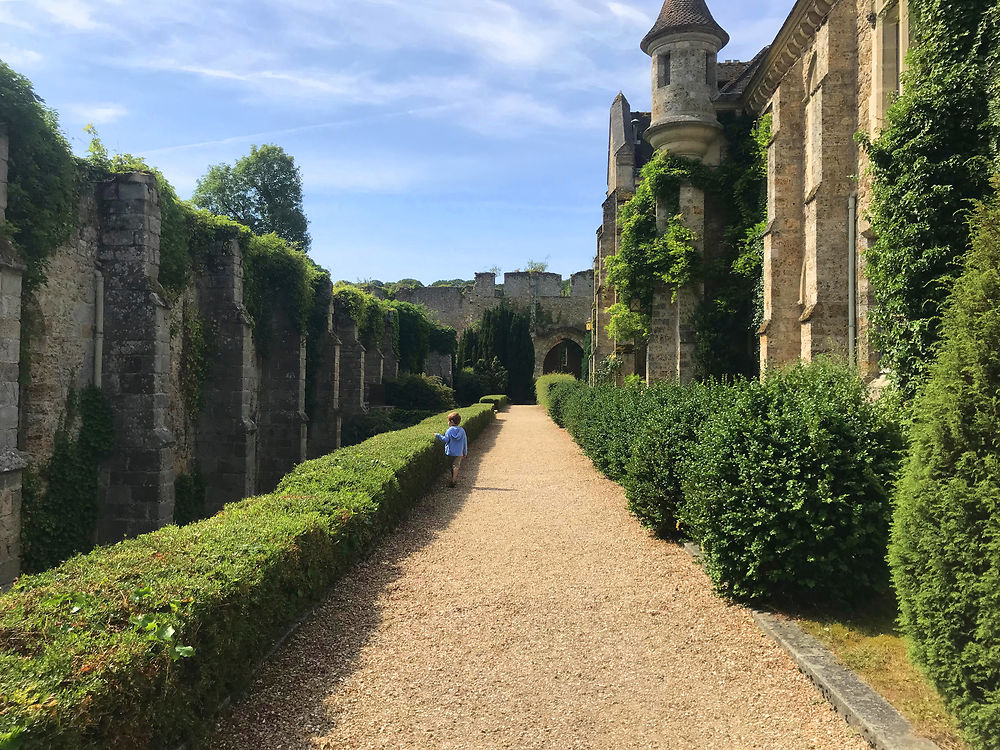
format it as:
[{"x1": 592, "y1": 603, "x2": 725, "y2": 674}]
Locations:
[
  {"x1": 535, "y1": 373, "x2": 578, "y2": 410},
  {"x1": 479, "y1": 395, "x2": 509, "y2": 411},
  {"x1": 454, "y1": 366, "x2": 492, "y2": 406},
  {"x1": 0, "y1": 405, "x2": 495, "y2": 749},
  {"x1": 341, "y1": 408, "x2": 437, "y2": 447},
  {"x1": 564, "y1": 384, "x2": 645, "y2": 484},
  {"x1": 384, "y1": 373, "x2": 455, "y2": 412},
  {"x1": 889, "y1": 190, "x2": 1000, "y2": 748},
  {"x1": 623, "y1": 381, "x2": 721, "y2": 537},
  {"x1": 680, "y1": 360, "x2": 903, "y2": 604}
]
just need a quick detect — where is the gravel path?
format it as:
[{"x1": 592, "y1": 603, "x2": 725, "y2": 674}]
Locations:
[{"x1": 209, "y1": 406, "x2": 868, "y2": 750}]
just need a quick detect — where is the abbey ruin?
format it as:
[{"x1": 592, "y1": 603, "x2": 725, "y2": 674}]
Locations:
[{"x1": 593, "y1": 0, "x2": 908, "y2": 383}]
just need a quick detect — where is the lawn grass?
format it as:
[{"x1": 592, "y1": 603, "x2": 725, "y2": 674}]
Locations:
[{"x1": 793, "y1": 594, "x2": 968, "y2": 750}]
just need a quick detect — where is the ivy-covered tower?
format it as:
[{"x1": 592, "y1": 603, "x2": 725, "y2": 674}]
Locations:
[{"x1": 642, "y1": 0, "x2": 729, "y2": 382}]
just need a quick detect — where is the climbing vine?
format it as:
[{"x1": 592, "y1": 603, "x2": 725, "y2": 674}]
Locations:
[
  {"x1": 179, "y1": 303, "x2": 214, "y2": 416},
  {"x1": 603, "y1": 113, "x2": 769, "y2": 379},
  {"x1": 0, "y1": 62, "x2": 78, "y2": 292},
  {"x1": 860, "y1": 0, "x2": 1000, "y2": 400},
  {"x1": 20, "y1": 386, "x2": 114, "y2": 572}
]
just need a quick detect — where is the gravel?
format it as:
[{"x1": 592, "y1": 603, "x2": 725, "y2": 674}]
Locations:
[{"x1": 208, "y1": 405, "x2": 869, "y2": 750}]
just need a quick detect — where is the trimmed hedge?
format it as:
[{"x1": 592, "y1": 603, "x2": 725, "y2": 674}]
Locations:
[
  {"x1": 543, "y1": 360, "x2": 902, "y2": 605},
  {"x1": 534, "y1": 373, "x2": 578, "y2": 411},
  {"x1": 384, "y1": 373, "x2": 455, "y2": 411},
  {"x1": 0, "y1": 404, "x2": 494, "y2": 749},
  {"x1": 479, "y1": 395, "x2": 509, "y2": 411},
  {"x1": 890, "y1": 191, "x2": 1000, "y2": 748}
]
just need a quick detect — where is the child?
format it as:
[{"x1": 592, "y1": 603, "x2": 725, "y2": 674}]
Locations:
[{"x1": 435, "y1": 411, "x2": 468, "y2": 487}]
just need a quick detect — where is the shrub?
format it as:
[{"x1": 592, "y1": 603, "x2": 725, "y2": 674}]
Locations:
[
  {"x1": 535, "y1": 373, "x2": 578, "y2": 410},
  {"x1": 454, "y1": 366, "x2": 498, "y2": 406},
  {"x1": 564, "y1": 383, "x2": 645, "y2": 484},
  {"x1": 623, "y1": 381, "x2": 722, "y2": 537},
  {"x1": 340, "y1": 408, "x2": 437, "y2": 447},
  {"x1": 384, "y1": 373, "x2": 455, "y2": 411},
  {"x1": 479, "y1": 395, "x2": 509, "y2": 411},
  {"x1": 0, "y1": 405, "x2": 495, "y2": 749},
  {"x1": 680, "y1": 360, "x2": 903, "y2": 605},
  {"x1": 889, "y1": 190, "x2": 1000, "y2": 748}
]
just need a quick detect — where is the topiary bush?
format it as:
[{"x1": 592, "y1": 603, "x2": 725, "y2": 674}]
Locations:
[
  {"x1": 623, "y1": 381, "x2": 722, "y2": 537},
  {"x1": 479, "y1": 395, "x2": 509, "y2": 411},
  {"x1": 534, "y1": 373, "x2": 578, "y2": 410},
  {"x1": 0, "y1": 405, "x2": 495, "y2": 749},
  {"x1": 680, "y1": 359, "x2": 903, "y2": 605},
  {"x1": 384, "y1": 373, "x2": 455, "y2": 412},
  {"x1": 889, "y1": 190, "x2": 1000, "y2": 749}
]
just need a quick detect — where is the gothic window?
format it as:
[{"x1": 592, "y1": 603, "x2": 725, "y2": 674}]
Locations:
[
  {"x1": 658, "y1": 53, "x2": 671, "y2": 87},
  {"x1": 872, "y1": 0, "x2": 910, "y2": 125}
]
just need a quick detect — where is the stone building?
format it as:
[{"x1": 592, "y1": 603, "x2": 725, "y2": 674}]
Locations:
[
  {"x1": 394, "y1": 270, "x2": 593, "y2": 379},
  {"x1": 595, "y1": 0, "x2": 909, "y2": 382}
]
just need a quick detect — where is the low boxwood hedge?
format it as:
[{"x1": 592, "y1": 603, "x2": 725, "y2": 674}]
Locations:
[
  {"x1": 479, "y1": 395, "x2": 509, "y2": 410},
  {"x1": 534, "y1": 374, "x2": 578, "y2": 411},
  {"x1": 0, "y1": 404, "x2": 494, "y2": 749}
]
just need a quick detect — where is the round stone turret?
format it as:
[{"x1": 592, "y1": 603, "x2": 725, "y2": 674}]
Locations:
[{"x1": 641, "y1": 0, "x2": 729, "y2": 160}]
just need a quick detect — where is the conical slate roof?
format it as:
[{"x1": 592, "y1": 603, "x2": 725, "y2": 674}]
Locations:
[{"x1": 640, "y1": 0, "x2": 730, "y2": 53}]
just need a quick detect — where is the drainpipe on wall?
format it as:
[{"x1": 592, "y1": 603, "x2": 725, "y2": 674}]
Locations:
[
  {"x1": 848, "y1": 194, "x2": 857, "y2": 368},
  {"x1": 94, "y1": 268, "x2": 104, "y2": 387}
]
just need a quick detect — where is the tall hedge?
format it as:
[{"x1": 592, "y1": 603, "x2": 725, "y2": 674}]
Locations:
[
  {"x1": 681, "y1": 360, "x2": 903, "y2": 604},
  {"x1": 889, "y1": 191, "x2": 1000, "y2": 748}
]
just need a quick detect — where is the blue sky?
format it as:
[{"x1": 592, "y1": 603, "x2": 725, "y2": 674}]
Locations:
[{"x1": 1, "y1": 0, "x2": 788, "y2": 284}]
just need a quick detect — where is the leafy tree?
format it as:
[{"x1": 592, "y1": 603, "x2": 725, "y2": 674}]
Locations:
[
  {"x1": 192, "y1": 144, "x2": 310, "y2": 252},
  {"x1": 457, "y1": 301, "x2": 535, "y2": 402}
]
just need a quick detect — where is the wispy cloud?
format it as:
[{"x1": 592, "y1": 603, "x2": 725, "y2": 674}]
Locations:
[
  {"x1": 607, "y1": 2, "x2": 649, "y2": 27},
  {"x1": 65, "y1": 102, "x2": 128, "y2": 124},
  {"x1": 0, "y1": 44, "x2": 43, "y2": 68},
  {"x1": 34, "y1": 0, "x2": 106, "y2": 30}
]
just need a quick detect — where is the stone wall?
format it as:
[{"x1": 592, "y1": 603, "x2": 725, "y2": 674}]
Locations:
[
  {"x1": 306, "y1": 279, "x2": 341, "y2": 460},
  {"x1": 0, "y1": 168, "x2": 351, "y2": 583}
]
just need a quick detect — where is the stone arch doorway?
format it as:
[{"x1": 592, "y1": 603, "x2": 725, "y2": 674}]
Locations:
[{"x1": 542, "y1": 339, "x2": 584, "y2": 379}]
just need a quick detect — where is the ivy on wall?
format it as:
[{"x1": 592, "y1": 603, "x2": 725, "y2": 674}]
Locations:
[
  {"x1": 0, "y1": 62, "x2": 78, "y2": 292},
  {"x1": 20, "y1": 386, "x2": 113, "y2": 572},
  {"x1": 603, "y1": 113, "x2": 769, "y2": 379},
  {"x1": 860, "y1": 0, "x2": 1000, "y2": 400}
]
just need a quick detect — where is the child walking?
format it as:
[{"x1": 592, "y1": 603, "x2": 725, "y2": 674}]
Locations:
[{"x1": 435, "y1": 411, "x2": 468, "y2": 487}]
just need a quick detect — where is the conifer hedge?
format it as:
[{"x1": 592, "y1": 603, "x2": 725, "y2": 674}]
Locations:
[
  {"x1": 0, "y1": 405, "x2": 494, "y2": 749},
  {"x1": 890, "y1": 192, "x2": 1000, "y2": 749}
]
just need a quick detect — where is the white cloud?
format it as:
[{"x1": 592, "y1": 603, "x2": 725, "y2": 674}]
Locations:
[
  {"x1": 66, "y1": 102, "x2": 128, "y2": 124},
  {"x1": 34, "y1": 0, "x2": 105, "y2": 30},
  {"x1": 0, "y1": 45, "x2": 43, "y2": 68},
  {"x1": 607, "y1": 2, "x2": 649, "y2": 27}
]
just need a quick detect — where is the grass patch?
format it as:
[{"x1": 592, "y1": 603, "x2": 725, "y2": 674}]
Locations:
[{"x1": 794, "y1": 594, "x2": 968, "y2": 750}]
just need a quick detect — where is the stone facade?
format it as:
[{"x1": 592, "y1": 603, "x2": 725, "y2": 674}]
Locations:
[
  {"x1": 744, "y1": 0, "x2": 908, "y2": 380},
  {"x1": 395, "y1": 270, "x2": 593, "y2": 379},
  {"x1": 0, "y1": 162, "x2": 373, "y2": 583},
  {"x1": 597, "y1": 0, "x2": 904, "y2": 382}
]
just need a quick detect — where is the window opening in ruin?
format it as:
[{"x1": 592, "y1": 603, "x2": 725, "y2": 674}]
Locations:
[{"x1": 658, "y1": 53, "x2": 671, "y2": 87}]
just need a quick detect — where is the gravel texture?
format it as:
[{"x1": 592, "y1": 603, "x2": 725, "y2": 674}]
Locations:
[{"x1": 209, "y1": 406, "x2": 869, "y2": 750}]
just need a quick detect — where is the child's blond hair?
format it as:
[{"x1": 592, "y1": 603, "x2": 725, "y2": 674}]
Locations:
[{"x1": 447, "y1": 411, "x2": 461, "y2": 425}]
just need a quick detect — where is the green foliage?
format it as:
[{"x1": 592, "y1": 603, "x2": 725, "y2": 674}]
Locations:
[
  {"x1": 524, "y1": 260, "x2": 548, "y2": 272},
  {"x1": 0, "y1": 62, "x2": 78, "y2": 292},
  {"x1": 479, "y1": 395, "x2": 509, "y2": 411},
  {"x1": 340, "y1": 408, "x2": 437, "y2": 447},
  {"x1": 243, "y1": 233, "x2": 325, "y2": 348},
  {"x1": 889, "y1": 189, "x2": 1000, "y2": 748},
  {"x1": 20, "y1": 387, "x2": 114, "y2": 573},
  {"x1": 387, "y1": 300, "x2": 432, "y2": 373},
  {"x1": 457, "y1": 301, "x2": 534, "y2": 402},
  {"x1": 862, "y1": 0, "x2": 1000, "y2": 399},
  {"x1": 623, "y1": 382, "x2": 722, "y2": 537},
  {"x1": 428, "y1": 325, "x2": 457, "y2": 355},
  {"x1": 173, "y1": 469, "x2": 206, "y2": 527},
  {"x1": 681, "y1": 360, "x2": 903, "y2": 605},
  {"x1": 453, "y1": 365, "x2": 495, "y2": 407},
  {"x1": 331, "y1": 284, "x2": 391, "y2": 350},
  {"x1": 192, "y1": 144, "x2": 310, "y2": 252},
  {"x1": 384, "y1": 373, "x2": 455, "y2": 411},
  {"x1": 534, "y1": 373, "x2": 578, "y2": 410},
  {"x1": 542, "y1": 360, "x2": 902, "y2": 607},
  {"x1": 0, "y1": 405, "x2": 495, "y2": 749},
  {"x1": 178, "y1": 304, "x2": 214, "y2": 416}
]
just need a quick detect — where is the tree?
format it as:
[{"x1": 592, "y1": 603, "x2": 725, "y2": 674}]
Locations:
[{"x1": 192, "y1": 144, "x2": 311, "y2": 252}]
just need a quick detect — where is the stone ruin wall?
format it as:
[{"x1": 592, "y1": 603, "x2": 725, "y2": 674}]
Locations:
[
  {"x1": 395, "y1": 270, "x2": 594, "y2": 378},
  {"x1": 0, "y1": 162, "x2": 396, "y2": 584}
]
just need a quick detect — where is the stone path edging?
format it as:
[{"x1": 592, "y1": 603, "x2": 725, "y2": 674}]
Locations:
[{"x1": 681, "y1": 544, "x2": 940, "y2": 750}]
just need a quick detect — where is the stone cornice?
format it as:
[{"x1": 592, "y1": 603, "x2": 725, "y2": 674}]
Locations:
[{"x1": 744, "y1": 0, "x2": 838, "y2": 112}]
